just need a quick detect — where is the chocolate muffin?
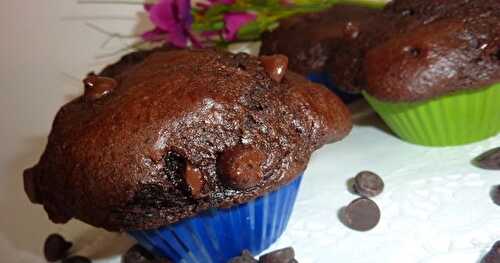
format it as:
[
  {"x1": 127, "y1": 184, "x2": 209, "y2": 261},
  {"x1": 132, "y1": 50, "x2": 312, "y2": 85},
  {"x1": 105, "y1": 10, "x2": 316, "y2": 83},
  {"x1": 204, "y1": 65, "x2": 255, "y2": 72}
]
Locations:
[
  {"x1": 260, "y1": 4, "x2": 386, "y2": 93},
  {"x1": 365, "y1": 0, "x2": 500, "y2": 101},
  {"x1": 23, "y1": 48, "x2": 352, "y2": 231},
  {"x1": 361, "y1": 0, "x2": 500, "y2": 146}
]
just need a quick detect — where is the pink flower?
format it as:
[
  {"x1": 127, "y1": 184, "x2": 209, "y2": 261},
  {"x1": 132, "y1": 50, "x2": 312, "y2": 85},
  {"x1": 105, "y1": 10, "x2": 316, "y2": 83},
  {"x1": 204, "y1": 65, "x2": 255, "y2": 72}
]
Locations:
[
  {"x1": 222, "y1": 12, "x2": 256, "y2": 41},
  {"x1": 142, "y1": 0, "x2": 200, "y2": 48}
]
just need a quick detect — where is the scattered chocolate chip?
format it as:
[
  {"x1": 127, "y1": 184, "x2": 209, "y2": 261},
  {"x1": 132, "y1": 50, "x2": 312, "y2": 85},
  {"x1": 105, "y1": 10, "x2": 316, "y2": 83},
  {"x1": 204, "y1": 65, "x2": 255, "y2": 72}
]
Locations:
[
  {"x1": 259, "y1": 247, "x2": 295, "y2": 263},
  {"x1": 184, "y1": 164, "x2": 205, "y2": 198},
  {"x1": 62, "y1": 256, "x2": 92, "y2": 263},
  {"x1": 404, "y1": 46, "x2": 421, "y2": 57},
  {"x1": 259, "y1": 55, "x2": 288, "y2": 83},
  {"x1": 353, "y1": 171, "x2": 384, "y2": 198},
  {"x1": 228, "y1": 250, "x2": 258, "y2": 263},
  {"x1": 343, "y1": 198, "x2": 380, "y2": 231},
  {"x1": 218, "y1": 145, "x2": 265, "y2": 190},
  {"x1": 491, "y1": 186, "x2": 500, "y2": 206},
  {"x1": 482, "y1": 241, "x2": 500, "y2": 263},
  {"x1": 123, "y1": 244, "x2": 164, "y2": 263},
  {"x1": 44, "y1": 233, "x2": 73, "y2": 262},
  {"x1": 83, "y1": 75, "x2": 117, "y2": 101},
  {"x1": 344, "y1": 22, "x2": 360, "y2": 39},
  {"x1": 23, "y1": 167, "x2": 41, "y2": 204},
  {"x1": 473, "y1": 147, "x2": 500, "y2": 170}
]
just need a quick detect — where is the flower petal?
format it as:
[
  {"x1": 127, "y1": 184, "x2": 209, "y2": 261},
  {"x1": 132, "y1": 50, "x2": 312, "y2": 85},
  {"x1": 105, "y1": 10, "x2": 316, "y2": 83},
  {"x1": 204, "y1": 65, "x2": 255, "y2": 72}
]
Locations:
[
  {"x1": 145, "y1": 0, "x2": 193, "y2": 47},
  {"x1": 223, "y1": 12, "x2": 257, "y2": 41},
  {"x1": 144, "y1": 3, "x2": 153, "y2": 12},
  {"x1": 148, "y1": 0, "x2": 177, "y2": 30},
  {"x1": 141, "y1": 27, "x2": 167, "y2": 42}
]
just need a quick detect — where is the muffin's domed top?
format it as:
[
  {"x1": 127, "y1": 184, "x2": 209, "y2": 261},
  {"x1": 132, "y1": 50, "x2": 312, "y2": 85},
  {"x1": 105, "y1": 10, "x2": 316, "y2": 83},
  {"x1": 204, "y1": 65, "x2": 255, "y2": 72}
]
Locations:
[
  {"x1": 365, "y1": 0, "x2": 500, "y2": 102},
  {"x1": 24, "y1": 48, "x2": 352, "y2": 230}
]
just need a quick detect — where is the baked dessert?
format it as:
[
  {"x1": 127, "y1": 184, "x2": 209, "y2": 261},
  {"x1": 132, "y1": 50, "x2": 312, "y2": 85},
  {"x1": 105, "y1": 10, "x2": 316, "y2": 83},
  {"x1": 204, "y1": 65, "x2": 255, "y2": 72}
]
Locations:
[
  {"x1": 23, "y1": 48, "x2": 352, "y2": 261},
  {"x1": 362, "y1": 0, "x2": 500, "y2": 146},
  {"x1": 260, "y1": 4, "x2": 387, "y2": 100}
]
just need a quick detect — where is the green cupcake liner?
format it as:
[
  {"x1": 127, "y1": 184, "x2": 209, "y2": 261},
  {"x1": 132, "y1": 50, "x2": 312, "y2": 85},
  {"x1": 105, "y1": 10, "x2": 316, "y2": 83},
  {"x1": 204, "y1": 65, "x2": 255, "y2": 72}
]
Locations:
[{"x1": 363, "y1": 83, "x2": 500, "y2": 146}]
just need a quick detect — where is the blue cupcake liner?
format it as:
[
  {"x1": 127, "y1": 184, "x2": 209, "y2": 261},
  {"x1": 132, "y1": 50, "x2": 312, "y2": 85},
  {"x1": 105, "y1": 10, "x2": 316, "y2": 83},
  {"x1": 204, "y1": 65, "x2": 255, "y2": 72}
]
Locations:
[
  {"x1": 129, "y1": 175, "x2": 303, "y2": 263},
  {"x1": 307, "y1": 72, "x2": 361, "y2": 103}
]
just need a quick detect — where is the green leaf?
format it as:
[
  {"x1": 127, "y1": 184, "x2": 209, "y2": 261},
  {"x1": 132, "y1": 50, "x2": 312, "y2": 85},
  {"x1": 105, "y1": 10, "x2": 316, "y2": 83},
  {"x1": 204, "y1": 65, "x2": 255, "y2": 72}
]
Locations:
[{"x1": 192, "y1": 21, "x2": 225, "y2": 32}]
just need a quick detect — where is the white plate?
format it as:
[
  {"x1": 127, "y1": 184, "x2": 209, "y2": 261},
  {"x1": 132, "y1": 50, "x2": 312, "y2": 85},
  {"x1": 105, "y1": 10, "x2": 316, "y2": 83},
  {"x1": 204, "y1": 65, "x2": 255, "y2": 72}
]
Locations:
[{"x1": 0, "y1": 1, "x2": 499, "y2": 262}]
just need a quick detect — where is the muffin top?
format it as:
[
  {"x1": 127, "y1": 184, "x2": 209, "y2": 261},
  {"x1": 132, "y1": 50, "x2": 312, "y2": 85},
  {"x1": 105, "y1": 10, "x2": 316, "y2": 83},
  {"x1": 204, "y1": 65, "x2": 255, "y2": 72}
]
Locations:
[
  {"x1": 364, "y1": 0, "x2": 500, "y2": 102},
  {"x1": 260, "y1": 4, "x2": 385, "y2": 93},
  {"x1": 23, "y1": 48, "x2": 352, "y2": 231}
]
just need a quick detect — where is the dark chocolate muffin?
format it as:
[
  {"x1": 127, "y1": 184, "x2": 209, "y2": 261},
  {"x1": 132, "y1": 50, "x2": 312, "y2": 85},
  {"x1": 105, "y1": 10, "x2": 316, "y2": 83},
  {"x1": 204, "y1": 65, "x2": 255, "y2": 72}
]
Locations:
[
  {"x1": 365, "y1": 0, "x2": 500, "y2": 101},
  {"x1": 23, "y1": 48, "x2": 352, "y2": 231},
  {"x1": 260, "y1": 4, "x2": 386, "y2": 93}
]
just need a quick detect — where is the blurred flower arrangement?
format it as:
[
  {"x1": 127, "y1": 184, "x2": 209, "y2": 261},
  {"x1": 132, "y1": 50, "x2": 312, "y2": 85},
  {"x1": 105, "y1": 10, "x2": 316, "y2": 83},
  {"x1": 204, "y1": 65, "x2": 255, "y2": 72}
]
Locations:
[{"x1": 81, "y1": 0, "x2": 385, "y2": 49}]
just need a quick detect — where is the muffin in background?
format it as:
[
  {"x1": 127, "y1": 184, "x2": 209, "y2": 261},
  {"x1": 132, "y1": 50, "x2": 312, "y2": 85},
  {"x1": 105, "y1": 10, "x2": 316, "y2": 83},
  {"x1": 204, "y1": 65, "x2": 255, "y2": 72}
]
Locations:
[
  {"x1": 23, "y1": 48, "x2": 352, "y2": 262},
  {"x1": 363, "y1": 0, "x2": 500, "y2": 146},
  {"x1": 260, "y1": 4, "x2": 387, "y2": 102}
]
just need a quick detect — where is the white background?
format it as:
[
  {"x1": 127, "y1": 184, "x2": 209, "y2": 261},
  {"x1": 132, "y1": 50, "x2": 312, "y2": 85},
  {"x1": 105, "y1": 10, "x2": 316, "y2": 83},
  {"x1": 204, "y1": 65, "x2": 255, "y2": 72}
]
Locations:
[{"x1": 1, "y1": 1, "x2": 499, "y2": 263}]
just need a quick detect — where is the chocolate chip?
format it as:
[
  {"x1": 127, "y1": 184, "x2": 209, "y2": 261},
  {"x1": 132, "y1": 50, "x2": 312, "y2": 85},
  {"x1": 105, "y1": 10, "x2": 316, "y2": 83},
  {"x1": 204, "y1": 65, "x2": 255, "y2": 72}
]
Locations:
[
  {"x1": 228, "y1": 250, "x2": 257, "y2": 263},
  {"x1": 218, "y1": 145, "x2": 265, "y2": 190},
  {"x1": 401, "y1": 9, "x2": 414, "y2": 16},
  {"x1": 343, "y1": 198, "x2": 380, "y2": 231},
  {"x1": 83, "y1": 74, "x2": 117, "y2": 101},
  {"x1": 491, "y1": 186, "x2": 500, "y2": 206},
  {"x1": 259, "y1": 55, "x2": 288, "y2": 83},
  {"x1": 353, "y1": 171, "x2": 384, "y2": 198},
  {"x1": 184, "y1": 164, "x2": 205, "y2": 198},
  {"x1": 44, "y1": 233, "x2": 73, "y2": 262},
  {"x1": 259, "y1": 247, "x2": 295, "y2": 263},
  {"x1": 344, "y1": 22, "x2": 360, "y2": 39},
  {"x1": 473, "y1": 147, "x2": 500, "y2": 170},
  {"x1": 62, "y1": 256, "x2": 92, "y2": 263},
  {"x1": 123, "y1": 244, "x2": 166, "y2": 263},
  {"x1": 404, "y1": 46, "x2": 421, "y2": 57},
  {"x1": 482, "y1": 241, "x2": 500, "y2": 263}
]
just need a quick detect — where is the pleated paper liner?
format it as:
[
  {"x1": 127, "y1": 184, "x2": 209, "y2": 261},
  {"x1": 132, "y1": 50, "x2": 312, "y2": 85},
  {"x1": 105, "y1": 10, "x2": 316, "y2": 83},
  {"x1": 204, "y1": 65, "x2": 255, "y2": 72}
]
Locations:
[
  {"x1": 129, "y1": 175, "x2": 303, "y2": 263},
  {"x1": 363, "y1": 83, "x2": 500, "y2": 146}
]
